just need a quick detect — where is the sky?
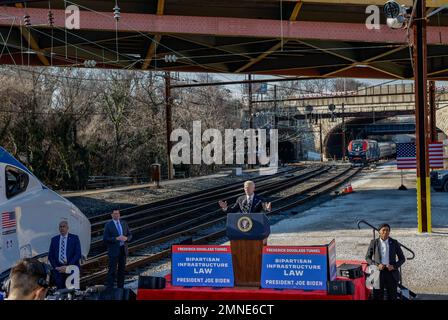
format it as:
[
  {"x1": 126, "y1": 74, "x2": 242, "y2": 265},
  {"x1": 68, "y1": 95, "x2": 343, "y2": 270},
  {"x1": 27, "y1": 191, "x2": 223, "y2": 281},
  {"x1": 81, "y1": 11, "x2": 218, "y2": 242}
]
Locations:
[{"x1": 183, "y1": 72, "x2": 448, "y2": 99}]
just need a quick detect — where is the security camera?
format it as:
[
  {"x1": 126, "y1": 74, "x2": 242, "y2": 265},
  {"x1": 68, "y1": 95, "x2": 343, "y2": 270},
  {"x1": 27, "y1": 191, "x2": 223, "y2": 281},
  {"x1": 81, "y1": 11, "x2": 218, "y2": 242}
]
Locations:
[
  {"x1": 384, "y1": 0, "x2": 402, "y2": 19},
  {"x1": 384, "y1": 1, "x2": 410, "y2": 29}
]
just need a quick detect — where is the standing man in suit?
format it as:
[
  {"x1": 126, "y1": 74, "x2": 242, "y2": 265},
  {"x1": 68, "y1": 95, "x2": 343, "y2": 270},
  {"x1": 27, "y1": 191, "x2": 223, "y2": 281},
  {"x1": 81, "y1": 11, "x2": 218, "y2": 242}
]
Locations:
[
  {"x1": 48, "y1": 221, "x2": 82, "y2": 289},
  {"x1": 218, "y1": 180, "x2": 272, "y2": 214},
  {"x1": 103, "y1": 209, "x2": 132, "y2": 289},
  {"x1": 365, "y1": 223, "x2": 406, "y2": 300}
]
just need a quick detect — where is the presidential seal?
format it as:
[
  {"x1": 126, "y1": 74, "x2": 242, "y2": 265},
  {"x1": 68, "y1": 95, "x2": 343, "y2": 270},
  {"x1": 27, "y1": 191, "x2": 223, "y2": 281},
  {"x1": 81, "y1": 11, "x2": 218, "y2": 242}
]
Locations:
[{"x1": 237, "y1": 216, "x2": 253, "y2": 232}]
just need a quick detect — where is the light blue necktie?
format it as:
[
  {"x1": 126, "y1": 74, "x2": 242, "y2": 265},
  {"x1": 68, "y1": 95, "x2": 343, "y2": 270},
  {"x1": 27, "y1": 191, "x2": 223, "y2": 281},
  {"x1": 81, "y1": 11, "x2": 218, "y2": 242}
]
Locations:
[{"x1": 116, "y1": 221, "x2": 124, "y2": 246}]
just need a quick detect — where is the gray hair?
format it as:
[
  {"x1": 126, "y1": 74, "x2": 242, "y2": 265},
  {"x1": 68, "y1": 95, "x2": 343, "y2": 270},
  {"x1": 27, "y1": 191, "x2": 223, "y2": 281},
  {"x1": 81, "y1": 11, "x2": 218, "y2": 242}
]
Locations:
[
  {"x1": 244, "y1": 180, "x2": 255, "y2": 187},
  {"x1": 59, "y1": 220, "x2": 68, "y2": 227}
]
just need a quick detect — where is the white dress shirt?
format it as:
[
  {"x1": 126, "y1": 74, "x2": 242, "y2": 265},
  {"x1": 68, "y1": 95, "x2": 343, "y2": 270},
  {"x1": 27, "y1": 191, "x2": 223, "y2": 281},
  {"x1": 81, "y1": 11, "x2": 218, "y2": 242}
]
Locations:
[
  {"x1": 379, "y1": 238, "x2": 390, "y2": 265},
  {"x1": 59, "y1": 234, "x2": 68, "y2": 264}
]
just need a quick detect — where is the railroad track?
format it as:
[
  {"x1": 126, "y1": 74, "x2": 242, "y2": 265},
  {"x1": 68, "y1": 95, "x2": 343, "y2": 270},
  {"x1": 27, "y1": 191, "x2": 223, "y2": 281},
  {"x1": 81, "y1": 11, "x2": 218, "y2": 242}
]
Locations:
[
  {"x1": 80, "y1": 165, "x2": 361, "y2": 287},
  {"x1": 88, "y1": 165, "x2": 305, "y2": 225},
  {"x1": 87, "y1": 164, "x2": 326, "y2": 256}
]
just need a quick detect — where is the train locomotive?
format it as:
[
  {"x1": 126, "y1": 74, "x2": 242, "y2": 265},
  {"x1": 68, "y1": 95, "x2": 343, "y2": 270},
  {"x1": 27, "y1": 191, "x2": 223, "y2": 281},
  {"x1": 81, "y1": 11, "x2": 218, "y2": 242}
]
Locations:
[
  {"x1": 347, "y1": 139, "x2": 396, "y2": 164},
  {"x1": 0, "y1": 147, "x2": 91, "y2": 278}
]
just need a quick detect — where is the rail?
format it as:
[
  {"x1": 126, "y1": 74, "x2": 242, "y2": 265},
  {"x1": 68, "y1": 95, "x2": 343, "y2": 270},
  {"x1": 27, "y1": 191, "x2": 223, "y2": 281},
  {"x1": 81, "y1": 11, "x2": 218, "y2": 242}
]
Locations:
[
  {"x1": 86, "y1": 175, "x2": 149, "y2": 189},
  {"x1": 85, "y1": 172, "x2": 189, "y2": 189}
]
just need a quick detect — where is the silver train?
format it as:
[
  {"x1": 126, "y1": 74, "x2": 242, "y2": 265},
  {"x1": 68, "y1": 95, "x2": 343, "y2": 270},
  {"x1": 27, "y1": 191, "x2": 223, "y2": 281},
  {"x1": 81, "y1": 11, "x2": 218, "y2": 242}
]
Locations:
[
  {"x1": 0, "y1": 147, "x2": 90, "y2": 277},
  {"x1": 348, "y1": 139, "x2": 396, "y2": 164}
]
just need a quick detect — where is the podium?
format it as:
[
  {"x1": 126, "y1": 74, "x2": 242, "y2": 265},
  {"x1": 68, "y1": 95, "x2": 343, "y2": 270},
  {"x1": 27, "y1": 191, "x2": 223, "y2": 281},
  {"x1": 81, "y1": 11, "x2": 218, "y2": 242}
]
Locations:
[{"x1": 226, "y1": 213, "x2": 270, "y2": 287}]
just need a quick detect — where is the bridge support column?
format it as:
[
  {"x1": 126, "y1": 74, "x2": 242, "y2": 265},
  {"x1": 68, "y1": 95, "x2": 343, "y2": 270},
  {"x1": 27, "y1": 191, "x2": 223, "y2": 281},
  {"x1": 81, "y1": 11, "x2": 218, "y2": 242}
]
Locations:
[{"x1": 413, "y1": 0, "x2": 431, "y2": 233}]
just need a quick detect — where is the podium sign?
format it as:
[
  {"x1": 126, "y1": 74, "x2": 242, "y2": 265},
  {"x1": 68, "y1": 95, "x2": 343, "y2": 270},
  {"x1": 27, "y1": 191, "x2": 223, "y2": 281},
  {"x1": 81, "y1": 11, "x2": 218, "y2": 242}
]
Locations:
[
  {"x1": 261, "y1": 241, "x2": 336, "y2": 290},
  {"x1": 226, "y1": 213, "x2": 270, "y2": 286},
  {"x1": 171, "y1": 245, "x2": 234, "y2": 287},
  {"x1": 226, "y1": 213, "x2": 270, "y2": 240}
]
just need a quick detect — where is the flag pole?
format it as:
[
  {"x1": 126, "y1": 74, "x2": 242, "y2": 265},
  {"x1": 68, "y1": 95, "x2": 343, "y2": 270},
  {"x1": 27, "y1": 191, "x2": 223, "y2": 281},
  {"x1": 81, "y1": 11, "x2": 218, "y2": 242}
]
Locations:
[{"x1": 398, "y1": 169, "x2": 407, "y2": 190}]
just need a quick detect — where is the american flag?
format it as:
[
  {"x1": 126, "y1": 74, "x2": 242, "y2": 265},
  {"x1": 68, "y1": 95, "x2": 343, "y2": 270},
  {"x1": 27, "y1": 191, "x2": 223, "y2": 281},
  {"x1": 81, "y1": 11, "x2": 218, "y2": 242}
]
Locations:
[
  {"x1": 397, "y1": 143, "x2": 416, "y2": 169},
  {"x1": 429, "y1": 142, "x2": 444, "y2": 169},
  {"x1": 397, "y1": 142, "x2": 444, "y2": 169},
  {"x1": 1, "y1": 211, "x2": 16, "y2": 230}
]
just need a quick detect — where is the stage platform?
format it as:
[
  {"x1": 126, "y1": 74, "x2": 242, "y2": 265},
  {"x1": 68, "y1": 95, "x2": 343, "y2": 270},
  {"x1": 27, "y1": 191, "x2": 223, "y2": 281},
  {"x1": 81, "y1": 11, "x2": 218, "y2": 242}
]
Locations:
[{"x1": 137, "y1": 260, "x2": 370, "y2": 300}]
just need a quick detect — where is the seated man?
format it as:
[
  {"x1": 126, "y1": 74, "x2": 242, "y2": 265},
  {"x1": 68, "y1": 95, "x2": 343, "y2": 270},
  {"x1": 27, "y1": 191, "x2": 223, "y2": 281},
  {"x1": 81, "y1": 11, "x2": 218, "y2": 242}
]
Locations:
[
  {"x1": 4, "y1": 258, "x2": 50, "y2": 300},
  {"x1": 365, "y1": 223, "x2": 406, "y2": 300},
  {"x1": 218, "y1": 180, "x2": 271, "y2": 214},
  {"x1": 48, "y1": 220, "x2": 82, "y2": 289}
]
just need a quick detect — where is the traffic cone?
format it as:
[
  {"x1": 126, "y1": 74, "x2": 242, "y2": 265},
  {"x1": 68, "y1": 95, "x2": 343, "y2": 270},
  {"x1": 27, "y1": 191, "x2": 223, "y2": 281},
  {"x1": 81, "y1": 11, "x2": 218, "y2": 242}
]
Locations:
[{"x1": 347, "y1": 183, "x2": 353, "y2": 193}]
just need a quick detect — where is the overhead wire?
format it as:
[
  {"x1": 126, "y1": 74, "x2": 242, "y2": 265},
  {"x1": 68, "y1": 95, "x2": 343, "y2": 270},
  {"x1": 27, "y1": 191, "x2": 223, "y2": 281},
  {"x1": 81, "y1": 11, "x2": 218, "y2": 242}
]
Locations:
[
  {"x1": 1, "y1": 1, "x2": 446, "y2": 92},
  {"x1": 64, "y1": 0, "x2": 235, "y2": 76},
  {"x1": 0, "y1": 3, "x2": 439, "y2": 82}
]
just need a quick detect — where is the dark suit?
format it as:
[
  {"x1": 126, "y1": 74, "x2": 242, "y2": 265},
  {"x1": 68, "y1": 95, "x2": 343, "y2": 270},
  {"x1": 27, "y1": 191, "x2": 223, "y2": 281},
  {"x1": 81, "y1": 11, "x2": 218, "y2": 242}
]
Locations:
[
  {"x1": 225, "y1": 194, "x2": 268, "y2": 214},
  {"x1": 103, "y1": 219, "x2": 132, "y2": 289},
  {"x1": 48, "y1": 233, "x2": 81, "y2": 289},
  {"x1": 365, "y1": 237, "x2": 406, "y2": 300}
]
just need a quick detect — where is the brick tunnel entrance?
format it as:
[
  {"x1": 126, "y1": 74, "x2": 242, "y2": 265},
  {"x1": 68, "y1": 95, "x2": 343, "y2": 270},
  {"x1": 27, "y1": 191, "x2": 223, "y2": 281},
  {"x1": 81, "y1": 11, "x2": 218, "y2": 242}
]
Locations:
[
  {"x1": 278, "y1": 141, "x2": 296, "y2": 163},
  {"x1": 323, "y1": 117, "x2": 444, "y2": 160}
]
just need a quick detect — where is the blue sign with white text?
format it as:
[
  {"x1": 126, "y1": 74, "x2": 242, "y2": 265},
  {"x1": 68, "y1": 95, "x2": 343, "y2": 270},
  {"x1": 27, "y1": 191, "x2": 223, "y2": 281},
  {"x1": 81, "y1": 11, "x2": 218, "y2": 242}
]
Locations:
[
  {"x1": 171, "y1": 245, "x2": 234, "y2": 287},
  {"x1": 261, "y1": 246, "x2": 329, "y2": 290}
]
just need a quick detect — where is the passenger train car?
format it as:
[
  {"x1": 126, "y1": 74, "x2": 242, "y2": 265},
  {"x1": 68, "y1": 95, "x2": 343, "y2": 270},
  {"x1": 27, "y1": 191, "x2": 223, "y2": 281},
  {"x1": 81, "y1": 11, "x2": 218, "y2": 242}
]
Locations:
[
  {"x1": 0, "y1": 147, "x2": 90, "y2": 277},
  {"x1": 347, "y1": 139, "x2": 396, "y2": 164}
]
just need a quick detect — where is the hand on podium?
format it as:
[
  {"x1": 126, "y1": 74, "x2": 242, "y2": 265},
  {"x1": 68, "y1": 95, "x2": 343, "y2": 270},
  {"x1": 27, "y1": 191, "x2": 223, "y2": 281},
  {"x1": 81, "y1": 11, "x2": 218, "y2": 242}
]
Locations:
[{"x1": 218, "y1": 200, "x2": 228, "y2": 211}]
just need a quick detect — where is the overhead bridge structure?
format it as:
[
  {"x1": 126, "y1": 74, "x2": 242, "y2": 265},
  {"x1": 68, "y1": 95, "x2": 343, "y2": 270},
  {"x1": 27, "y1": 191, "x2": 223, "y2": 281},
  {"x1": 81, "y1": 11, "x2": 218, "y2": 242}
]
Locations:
[{"x1": 0, "y1": 0, "x2": 447, "y2": 79}]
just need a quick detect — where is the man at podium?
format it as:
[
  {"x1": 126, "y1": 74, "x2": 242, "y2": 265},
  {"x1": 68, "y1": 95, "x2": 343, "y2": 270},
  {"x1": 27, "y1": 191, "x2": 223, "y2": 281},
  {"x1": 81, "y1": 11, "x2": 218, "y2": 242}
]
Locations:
[{"x1": 218, "y1": 180, "x2": 271, "y2": 214}]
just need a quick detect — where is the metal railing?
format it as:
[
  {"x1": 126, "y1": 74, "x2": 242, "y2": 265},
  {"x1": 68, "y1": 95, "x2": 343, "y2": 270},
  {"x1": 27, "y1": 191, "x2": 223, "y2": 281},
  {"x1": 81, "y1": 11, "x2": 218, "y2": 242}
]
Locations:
[
  {"x1": 357, "y1": 219, "x2": 415, "y2": 260},
  {"x1": 357, "y1": 219, "x2": 417, "y2": 299},
  {"x1": 86, "y1": 175, "x2": 150, "y2": 189}
]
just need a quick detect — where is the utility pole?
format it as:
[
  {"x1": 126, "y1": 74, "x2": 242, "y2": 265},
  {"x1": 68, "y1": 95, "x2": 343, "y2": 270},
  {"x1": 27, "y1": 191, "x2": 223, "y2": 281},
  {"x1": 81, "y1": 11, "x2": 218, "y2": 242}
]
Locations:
[
  {"x1": 319, "y1": 113, "x2": 323, "y2": 162},
  {"x1": 341, "y1": 102, "x2": 346, "y2": 161},
  {"x1": 413, "y1": 0, "x2": 431, "y2": 233},
  {"x1": 165, "y1": 72, "x2": 174, "y2": 180},
  {"x1": 341, "y1": 78, "x2": 347, "y2": 162},
  {"x1": 248, "y1": 74, "x2": 253, "y2": 130},
  {"x1": 273, "y1": 85, "x2": 278, "y2": 129},
  {"x1": 429, "y1": 80, "x2": 437, "y2": 142},
  {"x1": 248, "y1": 74, "x2": 254, "y2": 169}
]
